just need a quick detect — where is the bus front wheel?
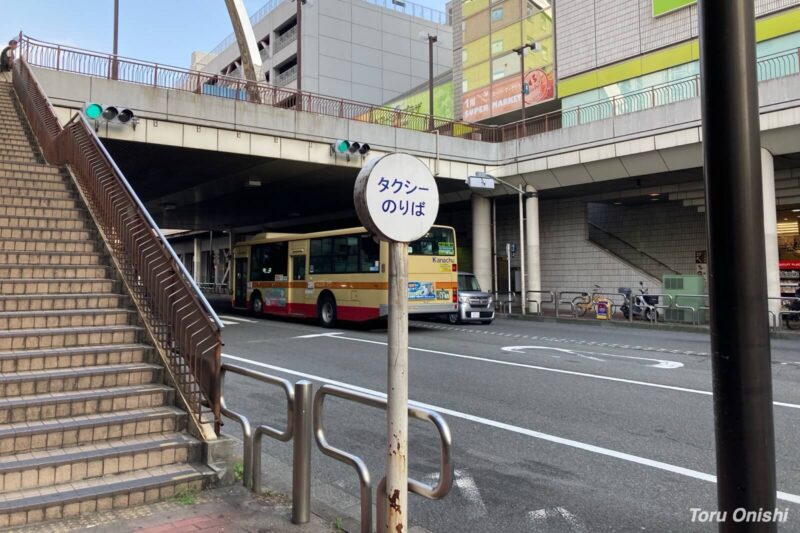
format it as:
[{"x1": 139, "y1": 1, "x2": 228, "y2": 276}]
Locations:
[{"x1": 318, "y1": 295, "x2": 337, "y2": 328}]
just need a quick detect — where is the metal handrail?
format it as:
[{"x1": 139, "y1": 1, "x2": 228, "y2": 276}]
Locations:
[
  {"x1": 674, "y1": 294, "x2": 710, "y2": 325},
  {"x1": 556, "y1": 291, "x2": 585, "y2": 318},
  {"x1": 769, "y1": 296, "x2": 800, "y2": 331},
  {"x1": 13, "y1": 57, "x2": 223, "y2": 431},
  {"x1": 313, "y1": 384, "x2": 454, "y2": 533},
  {"x1": 219, "y1": 364, "x2": 312, "y2": 523},
  {"x1": 493, "y1": 291, "x2": 515, "y2": 314},
  {"x1": 525, "y1": 290, "x2": 555, "y2": 315},
  {"x1": 18, "y1": 34, "x2": 800, "y2": 144}
]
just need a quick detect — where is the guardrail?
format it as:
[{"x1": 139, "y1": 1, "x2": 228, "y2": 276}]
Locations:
[
  {"x1": 493, "y1": 291, "x2": 516, "y2": 314},
  {"x1": 769, "y1": 296, "x2": 800, "y2": 330},
  {"x1": 674, "y1": 294, "x2": 710, "y2": 325},
  {"x1": 220, "y1": 364, "x2": 312, "y2": 524},
  {"x1": 13, "y1": 57, "x2": 223, "y2": 432},
  {"x1": 17, "y1": 35, "x2": 800, "y2": 144},
  {"x1": 525, "y1": 290, "x2": 555, "y2": 315},
  {"x1": 313, "y1": 384, "x2": 453, "y2": 533}
]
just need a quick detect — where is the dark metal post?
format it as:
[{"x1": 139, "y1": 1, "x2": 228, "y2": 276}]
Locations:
[
  {"x1": 112, "y1": 0, "x2": 119, "y2": 80},
  {"x1": 296, "y1": 0, "x2": 302, "y2": 111},
  {"x1": 698, "y1": 1, "x2": 777, "y2": 530},
  {"x1": 427, "y1": 34, "x2": 437, "y2": 130}
]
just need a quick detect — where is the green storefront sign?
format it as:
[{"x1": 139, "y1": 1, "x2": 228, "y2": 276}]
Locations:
[{"x1": 653, "y1": 0, "x2": 695, "y2": 17}]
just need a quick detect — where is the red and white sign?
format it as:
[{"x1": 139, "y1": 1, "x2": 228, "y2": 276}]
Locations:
[
  {"x1": 780, "y1": 260, "x2": 800, "y2": 270},
  {"x1": 462, "y1": 69, "x2": 554, "y2": 122}
]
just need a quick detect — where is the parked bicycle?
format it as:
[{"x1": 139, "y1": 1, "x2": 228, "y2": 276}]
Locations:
[{"x1": 572, "y1": 285, "x2": 615, "y2": 317}]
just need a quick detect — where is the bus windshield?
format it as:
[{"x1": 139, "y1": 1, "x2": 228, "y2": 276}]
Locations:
[{"x1": 409, "y1": 227, "x2": 456, "y2": 256}]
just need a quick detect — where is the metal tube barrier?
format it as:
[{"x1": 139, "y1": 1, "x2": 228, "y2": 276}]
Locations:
[
  {"x1": 493, "y1": 291, "x2": 515, "y2": 314},
  {"x1": 525, "y1": 290, "x2": 555, "y2": 316},
  {"x1": 556, "y1": 291, "x2": 584, "y2": 318},
  {"x1": 313, "y1": 384, "x2": 454, "y2": 533},
  {"x1": 771, "y1": 296, "x2": 800, "y2": 331},
  {"x1": 220, "y1": 364, "x2": 311, "y2": 523},
  {"x1": 674, "y1": 294, "x2": 710, "y2": 325}
]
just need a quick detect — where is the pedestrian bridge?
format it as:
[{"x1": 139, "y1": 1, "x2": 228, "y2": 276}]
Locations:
[{"x1": 22, "y1": 35, "x2": 800, "y2": 206}]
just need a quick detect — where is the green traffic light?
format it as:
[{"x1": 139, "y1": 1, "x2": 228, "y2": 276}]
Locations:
[
  {"x1": 85, "y1": 103, "x2": 103, "y2": 120},
  {"x1": 336, "y1": 140, "x2": 349, "y2": 153}
]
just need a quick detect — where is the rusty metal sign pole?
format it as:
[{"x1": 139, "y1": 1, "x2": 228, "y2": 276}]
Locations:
[
  {"x1": 354, "y1": 153, "x2": 440, "y2": 533},
  {"x1": 386, "y1": 240, "x2": 409, "y2": 531}
]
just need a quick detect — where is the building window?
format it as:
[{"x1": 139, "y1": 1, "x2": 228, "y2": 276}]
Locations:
[
  {"x1": 491, "y1": 39, "x2": 504, "y2": 54},
  {"x1": 491, "y1": 7, "x2": 504, "y2": 22},
  {"x1": 462, "y1": 49, "x2": 469, "y2": 64},
  {"x1": 492, "y1": 67, "x2": 505, "y2": 81}
]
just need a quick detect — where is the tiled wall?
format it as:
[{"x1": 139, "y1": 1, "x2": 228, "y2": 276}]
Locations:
[{"x1": 557, "y1": 0, "x2": 798, "y2": 79}]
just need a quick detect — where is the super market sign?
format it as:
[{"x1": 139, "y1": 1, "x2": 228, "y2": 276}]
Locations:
[{"x1": 653, "y1": 0, "x2": 695, "y2": 17}]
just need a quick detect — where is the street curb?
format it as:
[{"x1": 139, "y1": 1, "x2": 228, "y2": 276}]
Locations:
[{"x1": 497, "y1": 313, "x2": 800, "y2": 340}]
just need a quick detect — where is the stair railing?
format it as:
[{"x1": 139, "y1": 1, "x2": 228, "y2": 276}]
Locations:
[{"x1": 12, "y1": 58, "x2": 224, "y2": 435}]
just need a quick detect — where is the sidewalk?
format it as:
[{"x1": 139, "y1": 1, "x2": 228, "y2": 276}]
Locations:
[{"x1": 9, "y1": 485, "x2": 336, "y2": 533}]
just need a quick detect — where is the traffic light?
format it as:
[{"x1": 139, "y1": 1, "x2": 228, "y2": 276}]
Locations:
[
  {"x1": 83, "y1": 102, "x2": 137, "y2": 128},
  {"x1": 331, "y1": 139, "x2": 371, "y2": 160}
]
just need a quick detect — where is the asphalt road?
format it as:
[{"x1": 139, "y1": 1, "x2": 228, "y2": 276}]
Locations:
[{"x1": 213, "y1": 308, "x2": 800, "y2": 532}]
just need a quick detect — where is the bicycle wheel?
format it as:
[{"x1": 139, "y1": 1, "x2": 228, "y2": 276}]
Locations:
[{"x1": 572, "y1": 296, "x2": 588, "y2": 317}]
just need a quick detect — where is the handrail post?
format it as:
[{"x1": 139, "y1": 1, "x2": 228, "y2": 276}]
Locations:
[
  {"x1": 292, "y1": 380, "x2": 313, "y2": 525},
  {"x1": 56, "y1": 45, "x2": 61, "y2": 71},
  {"x1": 153, "y1": 64, "x2": 158, "y2": 87}
]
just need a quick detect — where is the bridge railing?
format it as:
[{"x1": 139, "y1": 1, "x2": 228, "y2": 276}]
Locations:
[
  {"x1": 13, "y1": 57, "x2": 224, "y2": 435},
  {"x1": 17, "y1": 35, "x2": 800, "y2": 145}
]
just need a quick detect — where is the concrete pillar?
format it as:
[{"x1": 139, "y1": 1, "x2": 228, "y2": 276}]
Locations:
[
  {"x1": 762, "y1": 148, "x2": 781, "y2": 323},
  {"x1": 471, "y1": 195, "x2": 493, "y2": 293},
  {"x1": 525, "y1": 185, "x2": 541, "y2": 313},
  {"x1": 193, "y1": 238, "x2": 202, "y2": 283}
]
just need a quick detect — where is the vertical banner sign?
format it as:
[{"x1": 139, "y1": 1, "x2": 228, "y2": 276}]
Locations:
[{"x1": 354, "y1": 153, "x2": 439, "y2": 533}]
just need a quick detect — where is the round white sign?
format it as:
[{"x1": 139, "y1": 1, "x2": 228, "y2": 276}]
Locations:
[{"x1": 354, "y1": 153, "x2": 439, "y2": 243}]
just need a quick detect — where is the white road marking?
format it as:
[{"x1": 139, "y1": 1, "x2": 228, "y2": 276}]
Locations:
[
  {"x1": 318, "y1": 334, "x2": 800, "y2": 409},
  {"x1": 293, "y1": 332, "x2": 344, "y2": 339},
  {"x1": 528, "y1": 507, "x2": 589, "y2": 533},
  {"x1": 219, "y1": 314, "x2": 257, "y2": 324},
  {"x1": 502, "y1": 346, "x2": 683, "y2": 369},
  {"x1": 220, "y1": 321, "x2": 239, "y2": 326},
  {"x1": 220, "y1": 353, "x2": 800, "y2": 505},
  {"x1": 453, "y1": 469, "x2": 488, "y2": 518},
  {"x1": 504, "y1": 346, "x2": 605, "y2": 363}
]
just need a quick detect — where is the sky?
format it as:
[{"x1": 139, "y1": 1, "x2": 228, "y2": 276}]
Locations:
[{"x1": 0, "y1": 0, "x2": 449, "y2": 68}]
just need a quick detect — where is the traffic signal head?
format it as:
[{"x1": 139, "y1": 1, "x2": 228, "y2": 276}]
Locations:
[
  {"x1": 331, "y1": 140, "x2": 370, "y2": 157},
  {"x1": 83, "y1": 102, "x2": 136, "y2": 126}
]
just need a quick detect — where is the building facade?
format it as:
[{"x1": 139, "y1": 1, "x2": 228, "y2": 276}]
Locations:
[{"x1": 193, "y1": 0, "x2": 453, "y2": 106}]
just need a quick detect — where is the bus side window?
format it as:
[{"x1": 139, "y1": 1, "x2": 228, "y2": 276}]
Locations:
[
  {"x1": 251, "y1": 242, "x2": 289, "y2": 281},
  {"x1": 293, "y1": 256, "x2": 306, "y2": 281}
]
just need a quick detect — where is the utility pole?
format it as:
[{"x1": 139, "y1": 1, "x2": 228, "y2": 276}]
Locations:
[
  {"x1": 513, "y1": 42, "x2": 538, "y2": 137},
  {"x1": 112, "y1": 0, "x2": 119, "y2": 80},
  {"x1": 698, "y1": 1, "x2": 777, "y2": 530},
  {"x1": 426, "y1": 33, "x2": 438, "y2": 130}
]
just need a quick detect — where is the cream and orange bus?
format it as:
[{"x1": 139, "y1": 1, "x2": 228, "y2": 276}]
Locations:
[{"x1": 230, "y1": 225, "x2": 459, "y2": 327}]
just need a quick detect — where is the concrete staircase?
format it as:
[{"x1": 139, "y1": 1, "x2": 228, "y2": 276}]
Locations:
[{"x1": 0, "y1": 80, "x2": 214, "y2": 528}]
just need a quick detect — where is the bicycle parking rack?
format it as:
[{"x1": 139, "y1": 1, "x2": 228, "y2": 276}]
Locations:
[
  {"x1": 525, "y1": 290, "x2": 555, "y2": 315},
  {"x1": 313, "y1": 384, "x2": 454, "y2": 533},
  {"x1": 220, "y1": 363, "x2": 312, "y2": 524},
  {"x1": 556, "y1": 291, "x2": 584, "y2": 318},
  {"x1": 770, "y1": 296, "x2": 800, "y2": 330},
  {"x1": 494, "y1": 291, "x2": 516, "y2": 314},
  {"x1": 674, "y1": 294, "x2": 711, "y2": 325}
]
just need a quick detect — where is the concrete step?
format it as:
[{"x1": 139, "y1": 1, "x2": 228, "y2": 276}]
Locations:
[
  {"x1": 0, "y1": 384, "x2": 174, "y2": 424},
  {"x1": 0, "y1": 204, "x2": 85, "y2": 219},
  {"x1": 0, "y1": 278, "x2": 113, "y2": 296},
  {"x1": 0, "y1": 250, "x2": 102, "y2": 266},
  {"x1": 0, "y1": 432, "x2": 200, "y2": 493},
  {"x1": 0, "y1": 176, "x2": 69, "y2": 192},
  {"x1": 0, "y1": 184, "x2": 75, "y2": 200},
  {"x1": 0, "y1": 406, "x2": 187, "y2": 457},
  {"x1": 0, "y1": 238, "x2": 97, "y2": 253},
  {"x1": 0, "y1": 193, "x2": 79, "y2": 210},
  {"x1": 0, "y1": 227, "x2": 92, "y2": 242},
  {"x1": 0, "y1": 463, "x2": 212, "y2": 528},
  {"x1": 0, "y1": 292, "x2": 126, "y2": 313},
  {"x1": 0, "y1": 167, "x2": 64, "y2": 181},
  {"x1": 0, "y1": 153, "x2": 40, "y2": 164},
  {"x1": 0, "y1": 354, "x2": 156, "y2": 386},
  {"x1": 0, "y1": 308, "x2": 134, "y2": 330},
  {"x1": 0, "y1": 214, "x2": 87, "y2": 231},
  {"x1": 0, "y1": 264, "x2": 109, "y2": 280},
  {"x1": 0, "y1": 324, "x2": 142, "y2": 351}
]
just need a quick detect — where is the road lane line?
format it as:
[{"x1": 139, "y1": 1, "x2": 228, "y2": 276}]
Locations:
[
  {"x1": 502, "y1": 346, "x2": 683, "y2": 369},
  {"x1": 220, "y1": 353, "x2": 800, "y2": 505},
  {"x1": 219, "y1": 315, "x2": 257, "y2": 323},
  {"x1": 314, "y1": 334, "x2": 800, "y2": 410}
]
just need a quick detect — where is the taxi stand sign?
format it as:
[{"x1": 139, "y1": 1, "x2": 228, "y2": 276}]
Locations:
[
  {"x1": 354, "y1": 153, "x2": 439, "y2": 242},
  {"x1": 353, "y1": 153, "x2": 439, "y2": 533}
]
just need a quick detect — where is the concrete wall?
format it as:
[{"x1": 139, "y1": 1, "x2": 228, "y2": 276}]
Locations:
[
  {"x1": 556, "y1": 0, "x2": 799, "y2": 79},
  {"x1": 587, "y1": 202, "x2": 707, "y2": 275}
]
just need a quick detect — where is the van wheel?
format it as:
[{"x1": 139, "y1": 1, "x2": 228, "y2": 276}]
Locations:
[
  {"x1": 250, "y1": 292, "x2": 263, "y2": 317},
  {"x1": 318, "y1": 295, "x2": 337, "y2": 328},
  {"x1": 447, "y1": 313, "x2": 460, "y2": 324}
]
